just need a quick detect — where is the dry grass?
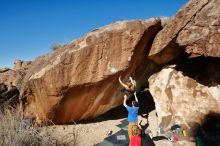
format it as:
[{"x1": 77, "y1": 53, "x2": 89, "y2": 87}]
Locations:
[{"x1": 0, "y1": 105, "x2": 58, "y2": 146}]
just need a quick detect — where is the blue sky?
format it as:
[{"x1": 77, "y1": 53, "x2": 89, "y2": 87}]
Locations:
[{"x1": 0, "y1": 0, "x2": 188, "y2": 68}]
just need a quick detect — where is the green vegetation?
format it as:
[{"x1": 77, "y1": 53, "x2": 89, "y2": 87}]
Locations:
[{"x1": 51, "y1": 44, "x2": 63, "y2": 51}]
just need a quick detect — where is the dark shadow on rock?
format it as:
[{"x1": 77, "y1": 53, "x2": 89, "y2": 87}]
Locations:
[
  {"x1": 138, "y1": 91, "x2": 155, "y2": 115},
  {"x1": 0, "y1": 83, "x2": 20, "y2": 109},
  {"x1": 78, "y1": 92, "x2": 155, "y2": 124},
  {"x1": 190, "y1": 112, "x2": 220, "y2": 146},
  {"x1": 175, "y1": 56, "x2": 220, "y2": 87}
]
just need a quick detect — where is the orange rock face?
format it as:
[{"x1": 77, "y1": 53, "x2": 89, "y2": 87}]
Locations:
[{"x1": 21, "y1": 19, "x2": 161, "y2": 124}]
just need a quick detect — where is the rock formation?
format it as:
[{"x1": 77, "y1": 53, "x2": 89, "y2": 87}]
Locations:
[
  {"x1": 14, "y1": 60, "x2": 32, "y2": 70},
  {"x1": 149, "y1": 65, "x2": 220, "y2": 128},
  {"x1": 149, "y1": 0, "x2": 220, "y2": 64},
  {"x1": 0, "y1": 60, "x2": 31, "y2": 87},
  {"x1": 21, "y1": 19, "x2": 162, "y2": 124},
  {"x1": 0, "y1": 60, "x2": 31, "y2": 107},
  {"x1": 0, "y1": 67, "x2": 10, "y2": 73},
  {"x1": 0, "y1": 0, "x2": 219, "y2": 145},
  {"x1": 1, "y1": 2, "x2": 218, "y2": 142},
  {"x1": 147, "y1": 0, "x2": 220, "y2": 130},
  {"x1": 0, "y1": 83, "x2": 19, "y2": 107}
]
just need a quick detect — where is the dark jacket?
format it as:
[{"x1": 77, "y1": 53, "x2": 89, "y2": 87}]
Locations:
[{"x1": 140, "y1": 132, "x2": 155, "y2": 146}]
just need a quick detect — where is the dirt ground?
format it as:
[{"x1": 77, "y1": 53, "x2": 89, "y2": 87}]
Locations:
[
  {"x1": 40, "y1": 92, "x2": 157, "y2": 146},
  {"x1": 41, "y1": 110, "x2": 158, "y2": 146},
  {"x1": 40, "y1": 92, "x2": 195, "y2": 146}
]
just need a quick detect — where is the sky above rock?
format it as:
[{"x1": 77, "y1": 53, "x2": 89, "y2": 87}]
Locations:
[{"x1": 0, "y1": 0, "x2": 187, "y2": 68}]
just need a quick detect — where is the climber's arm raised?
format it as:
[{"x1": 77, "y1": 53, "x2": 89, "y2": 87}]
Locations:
[
  {"x1": 134, "y1": 92, "x2": 138, "y2": 103},
  {"x1": 119, "y1": 76, "x2": 130, "y2": 90},
  {"x1": 129, "y1": 76, "x2": 136, "y2": 87},
  {"x1": 123, "y1": 94, "x2": 128, "y2": 108}
]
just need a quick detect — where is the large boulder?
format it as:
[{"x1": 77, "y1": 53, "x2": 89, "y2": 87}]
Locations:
[
  {"x1": 148, "y1": 66, "x2": 220, "y2": 128},
  {"x1": 21, "y1": 19, "x2": 162, "y2": 124},
  {"x1": 149, "y1": 0, "x2": 220, "y2": 64},
  {"x1": 147, "y1": 0, "x2": 220, "y2": 142}
]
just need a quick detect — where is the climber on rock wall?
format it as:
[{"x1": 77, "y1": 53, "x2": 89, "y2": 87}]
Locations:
[{"x1": 119, "y1": 76, "x2": 136, "y2": 94}]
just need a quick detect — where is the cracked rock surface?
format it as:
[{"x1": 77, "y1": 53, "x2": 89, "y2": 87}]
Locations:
[
  {"x1": 149, "y1": 0, "x2": 220, "y2": 64},
  {"x1": 21, "y1": 19, "x2": 161, "y2": 124}
]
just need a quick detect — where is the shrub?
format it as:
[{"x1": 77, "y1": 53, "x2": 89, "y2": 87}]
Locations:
[
  {"x1": 0, "y1": 106, "x2": 57, "y2": 146},
  {"x1": 51, "y1": 44, "x2": 62, "y2": 51}
]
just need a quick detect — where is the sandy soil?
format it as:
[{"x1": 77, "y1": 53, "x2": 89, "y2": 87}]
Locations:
[
  {"x1": 40, "y1": 110, "x2": 158, "y2": 146},
  {"x1": 40, "y1": 92, "x2": 195, "y2": 146}
]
